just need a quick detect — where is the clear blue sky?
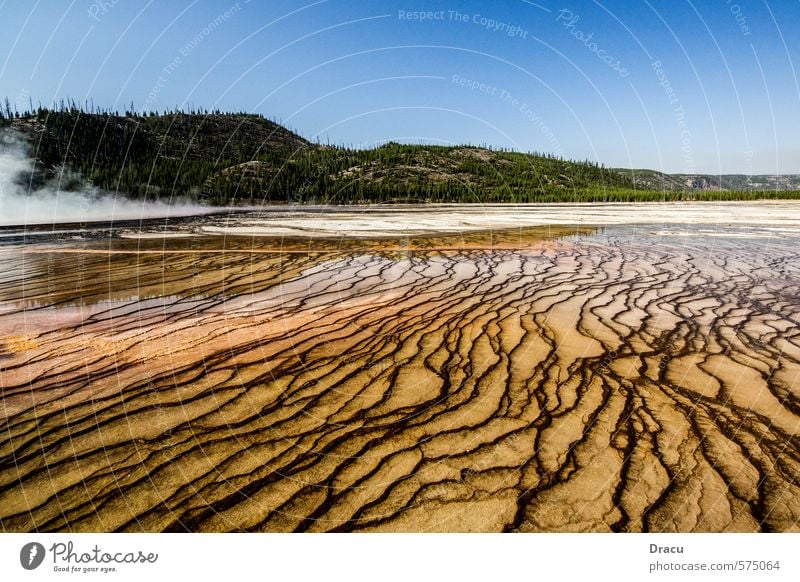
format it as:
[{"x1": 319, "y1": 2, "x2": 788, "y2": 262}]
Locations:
[{"x1": 1, "y1": 0, "x2": 799, "y2": 174}]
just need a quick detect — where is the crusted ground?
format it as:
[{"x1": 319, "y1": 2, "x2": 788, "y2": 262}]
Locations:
[{"x1": 0, "y1": 225, "x2": 798, "y2": 532}]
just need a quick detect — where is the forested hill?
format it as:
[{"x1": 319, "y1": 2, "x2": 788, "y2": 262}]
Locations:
[
  {"x1": 618, "y1": 168, "x2": 800, "y2": 193},
  {"x1": 2, "y1": 106, "x2": 309, "y2": 203},
  {"x1": 2, "y1": 104, "x2": 798, "y2": 204}
]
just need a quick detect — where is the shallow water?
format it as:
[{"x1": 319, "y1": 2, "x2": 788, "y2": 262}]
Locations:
[{"x1": 1, "y1": 205, "x2": 799, "y2": 532}]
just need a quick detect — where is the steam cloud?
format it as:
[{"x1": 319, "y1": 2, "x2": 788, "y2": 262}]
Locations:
[{"x1": 0, "y1": 130, "x2": 210, "y2": 227}]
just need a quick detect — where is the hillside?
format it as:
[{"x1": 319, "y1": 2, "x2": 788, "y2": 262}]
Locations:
[
  {"x1": 619, "y1": 168, "x2": 800, "y2": 193},
  {"x1": 3, "y1": 106, "x2": 309, "y2": 203},
  {"x1": 2, "y1": 105, "x2": 799, "y2": 204}
]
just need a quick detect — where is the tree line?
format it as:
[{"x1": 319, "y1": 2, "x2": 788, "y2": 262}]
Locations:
[{"x1": 3, "y1": 102, "x2": 798, "y2": 205}]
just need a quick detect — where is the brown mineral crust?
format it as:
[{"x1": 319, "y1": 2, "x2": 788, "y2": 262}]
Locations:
[{"x1": 0, "y1": 224, "x2": 798, "y2": 532}]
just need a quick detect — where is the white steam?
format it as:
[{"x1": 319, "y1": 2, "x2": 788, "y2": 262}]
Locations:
[{"x1": 0, "y1": 131, "x2": 209, "y2": 227}]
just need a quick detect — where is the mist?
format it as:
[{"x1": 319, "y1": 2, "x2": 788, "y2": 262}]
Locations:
[{"x1": 0, "y1": 131, "x2": 210, "y2": 227}]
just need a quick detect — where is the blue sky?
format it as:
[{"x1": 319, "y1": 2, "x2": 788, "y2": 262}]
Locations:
[{"x1": 1, "y1": 0, "x2": 799, "y2": 173}]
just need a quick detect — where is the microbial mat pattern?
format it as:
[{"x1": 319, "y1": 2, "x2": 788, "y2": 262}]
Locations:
[{"x1": 0, "y1": 224, "x2": 798, "y2": 532}]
